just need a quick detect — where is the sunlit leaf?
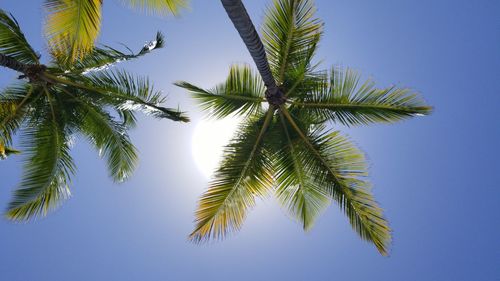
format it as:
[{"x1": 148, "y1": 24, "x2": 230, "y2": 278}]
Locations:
[
  {"x1": 45, "y1": 0, "x2": 103, "y2": 62},
  {"x1": 190, "y1": 111, "x2": 275, "y2": 242}
]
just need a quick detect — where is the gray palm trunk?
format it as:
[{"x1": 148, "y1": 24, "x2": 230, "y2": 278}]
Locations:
[{"x1": 220, "y1": 0, "x2": 285, "y2": 106}]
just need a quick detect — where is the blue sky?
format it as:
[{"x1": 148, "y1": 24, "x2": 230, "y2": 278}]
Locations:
[{"x1": 1, "y1": 0, "x2": 499, "y2": 280}]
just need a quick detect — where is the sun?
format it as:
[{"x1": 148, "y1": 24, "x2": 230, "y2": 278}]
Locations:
[{"x1": 191, "y1": 117, "x2": 241, "y2": 178}]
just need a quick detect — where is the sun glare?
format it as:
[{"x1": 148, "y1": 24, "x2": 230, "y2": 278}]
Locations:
[{"x1": 191, "y1": 117, "x2": 241, "y2": 179}]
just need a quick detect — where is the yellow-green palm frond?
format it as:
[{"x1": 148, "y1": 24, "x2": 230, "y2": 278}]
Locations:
[
  {"x1": 190, "y1": 111, "x2": 275, "y2": 242},
  {"x1": 44, "y1": 0, "x2": 103, "y2": 62},
  {"x1": 273, "y1": 112, "x2": 330, "y2": 230},
  {"x1": 120, "y1": 0, "x2": 188, "y2": 16},
  {"x1": 280, "y1": 107, "x2": 392, "y2": 255}
]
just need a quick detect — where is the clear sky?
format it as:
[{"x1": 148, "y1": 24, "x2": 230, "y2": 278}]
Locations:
[{"x1": 1, "y1": 0, "x2": 499, "y2": 280}]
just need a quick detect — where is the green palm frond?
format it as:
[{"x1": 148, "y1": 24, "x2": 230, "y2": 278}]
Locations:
[
  {"x1": 280, "y1": 107, "x2": 391, "y2": 255},
  {"x1": 291, "y1": 67, "x2": 433, "y2": 126},
  {"x1": 175, "y1": 65, "x2": 266, "y2": 119},
  {"x1": 190, "y1": 110, "x2": 275, "y2": 242},
  {"x1": 273, "y1": 112, "x2": 330, "y2": 230},
  {"x1": 284, "y1": 66, "x2": 325, "y2": 100},
  {"x1": 224, "y1": 65, "x2": 266, "y2": 100},
  {"x1": 78, "y1": 102, "x2": 138, "y2": 182},
  {"x1": 0, "y1": 84, "x2": 38, "y2": 145},
  {"x1": 6, "y1": 115, "x2": 75, "y2": 221},
  {"x1": 261, "y1": 0, "x2": 322, "y2": 82},
  {"x1": 55, "y1": 32, "x2": 165, "y2": 73},
  {"x1": 44, "y1": 0, "x2": 103, "y2": 61},
  {"x1": 79, "y1": 70, "x2": 189, "y2": 122},
  {"x1": 0, "y1": 9, "x2": 39, "y2": 64},
  {"x1": 121, "y1": 0, "x2": 188, "y2": 15}
]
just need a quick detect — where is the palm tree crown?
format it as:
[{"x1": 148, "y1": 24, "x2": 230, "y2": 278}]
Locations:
[
  {"x1": 0, "y1": 9, "x2": 188, "y2": 221},
  {"x1": 176, "y1": 0, "x2": 432, "y2": 255}
]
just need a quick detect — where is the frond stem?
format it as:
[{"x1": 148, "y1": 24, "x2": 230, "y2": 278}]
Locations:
[{"x1": 289, "y1": 101, "x2": 431, "y2": 113}]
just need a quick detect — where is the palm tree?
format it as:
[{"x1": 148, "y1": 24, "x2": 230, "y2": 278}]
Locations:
[
  {"x1": 44, "y1": 0, "x2": 189, "y2": 61},
  {"x1": 0, "y1": 9, "x2": 188, "y2": 221},
  {"x1": 176, "y1": 0, "x2": 432, "y2": 255}
]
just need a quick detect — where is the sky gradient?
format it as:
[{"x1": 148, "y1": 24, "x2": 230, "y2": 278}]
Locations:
[{"x1": 1, "y1": 0, "x2": 499, "y2": 280}]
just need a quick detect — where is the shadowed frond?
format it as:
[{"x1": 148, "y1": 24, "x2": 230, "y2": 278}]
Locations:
[
  {"x1": 77, "y1": 101, "x2": 138, "y2": 182},
  {"x1": 0, "y1": 9, "x2": 39, "y2": 64},
  {"x1": 44, "y1": 0, "x2": 102, "y2": 61},
  {"x1": 120, "y1": 0, "x2": 188, "y2": 15},
  {"x1": 6, "y1": 115, "x2": 75, "y2": 221},
  {"x1": 291, "y1": 67, "x2": 433, "y2": 126},
  {"x1": 190, "y1": 110, "x2": 275, "y2": 242},
  {"x1": 175, "y1": 65, "x2": 265, "y2": 119},
  {"x1": 262, "y1": 0, "x2": 322, "y2": 82},
  {"x1": 81, "y1": 70, "x2": 189, "y2": 122},
  {"x1": 280, "y1": 107, "x2": 391, "y2": 255},
  {"x1": 0, "y1": 84, "x2": 38, "y2": 145}
]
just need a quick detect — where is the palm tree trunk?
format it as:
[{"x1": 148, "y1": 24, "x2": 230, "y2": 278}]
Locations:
[
  {"x1": 220, "y1": 0, "x2": 278, "y2": 93},
  {"x1": 0, "y1": 53, "x2": 29, "y2": 74}
]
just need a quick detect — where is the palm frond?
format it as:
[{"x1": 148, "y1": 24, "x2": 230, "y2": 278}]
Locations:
[
  {"x1": 52, "y1": 84, "x2": 138, "y2": 182},
  {"x1": 190, "y1": 110, "x2": 275, "y2": 242},
  {"x1": 55, "y1": 32, "x2": 165, "y2": 73},
  {"x1": 0, "y1": 9, "x2": 39, "y2": 64},
  {"x1": 273, "y1": 112, "x2": 330, "y2": 230},
  {"x1": 291, "y1": 67, "x2": 433, "y2": 126},
  {"x1": 5, "y1": 114, "x2": 74, "y2": 221},
  {"x1": 175, "y1": 65, "x2": 265, "y2": 119},
  {"x1": 261, "y1": 0, "x2": 322, "y2": 82},
  {"x1": 284, "y1": 66, "x2": 326, "y2": 100},
  {"x1": 78, "y1": 101, "x2": 138, "y2": 182},
  {"x1": 120, "y1": 0, "x2": 188, "y2": 16},
  {"x1": 280, "y1": 107, "x2": 391, "y2": 255},
  {"x1": 80, "y1": 70, "x2": 189, "y2": 122},
  {"x1": 44, "y1": 0, "x2": 103, "y2": 61},
  {"x1": 0, "y1": 143, "x2": 21, "y2": 159},
  {"x1": 0, "y1": 84, "x2": 38, "y2": 145}
]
